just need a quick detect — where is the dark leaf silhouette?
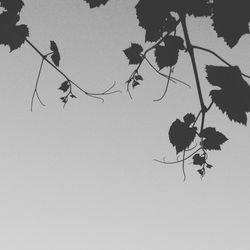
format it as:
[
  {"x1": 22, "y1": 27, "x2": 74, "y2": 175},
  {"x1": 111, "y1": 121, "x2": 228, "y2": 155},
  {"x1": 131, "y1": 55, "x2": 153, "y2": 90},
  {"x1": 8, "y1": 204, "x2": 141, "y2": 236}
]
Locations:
[
  {"x1": 183, "y1": 113, "x2": 196, "y2": 126},
  {"x1": 197, "y1": 168, "x2": 205, "y2": 177},
  {"x1": 206, "y1": 164, "x2": 213, "y2": 168},
  {"x1": 84, "y1": 0, "x2": 109, "y2": 8},
  {"x1": 199, "y1": 127, "x2": 228, "y2": 150},
  {"x1": 123, "y1": 43, "x2": 143, "y2": 65},
  {"x1": 135, "y1": 0, "x2": 211, "y2": 42},
  {"x1": 50, "y1": 41, "x2": 60, "y2": 67},
  {"x1": 0, "y1": 0, "x2": 24, "y2": 13},
  {"x1": 135, "y1": 74, "x2": 143, "y2": 81},
  {"x1": 155, "y1": 36, "x2": 184, "y2": 69},
  {"x1": 193, "y1": 154, "x2": 206, "y2": 166},
  {"x1": 212, "y1": 0, "x2": 250, "y2": 47},
  {"x1": 132, "y1": 81, "x2": 140, "y2": 88},
  {"x1": 169, "y1": 114, "x2": 197, "y2": 154},
  {"x1": 206, "y1": 65, "x2": 250, "y2": 125},
  {"x1": 70, "y1": 94, "x2": 77, "y2": 98},
  {"x1": 59, "y1": 81, "x2": 70, "y2": 92},
  {"x1": 0, "y1": 12, "x2": 29, "y2": 51}
]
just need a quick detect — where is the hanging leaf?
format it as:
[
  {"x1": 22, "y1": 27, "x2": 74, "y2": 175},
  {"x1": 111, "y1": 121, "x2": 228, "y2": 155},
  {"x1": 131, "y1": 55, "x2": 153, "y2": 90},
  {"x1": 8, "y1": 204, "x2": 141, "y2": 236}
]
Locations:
[
  {"x1": 155, "y1": 36, "x2": 184, "y2": 69},
  {"x1": 212, "y1": 0, "x2": 250, "y2": 47},
  {"x1": 199, "y1": 127, "x2": 228, "y2": 150},
  {"x1": 123, "y1": 43, "x2": 143, "y2": 65},
  {"x1": 83, "y1": 0, "x2": 109, "y2": 8},
  {"x1": 135, "y1": 74, "x2": 143, "y2": 81},
  {"x1": 169, "y1": 114, "x2": 197, "y2": 154},
  {"x1": 206, "y1": 164, "x2": 213, "y2": 169},
  {"x1": 197, "y1": 168, "x2": 205, "y2": 177},
  {"x1": 50, "y1": 41, "x2": 60, "y2": 67},
  {"x1": 59, "y1": 80, "x2": 70, "y2": 92},
  {"x1": 132, "y1": 81, "x2": 140, "y2": 88},
  {"x1": 206, "y1": 65, "x2": 250, "y2": 125},
  {"x1": 193, "y1": 154, "x2": 206, "y2": 166}
]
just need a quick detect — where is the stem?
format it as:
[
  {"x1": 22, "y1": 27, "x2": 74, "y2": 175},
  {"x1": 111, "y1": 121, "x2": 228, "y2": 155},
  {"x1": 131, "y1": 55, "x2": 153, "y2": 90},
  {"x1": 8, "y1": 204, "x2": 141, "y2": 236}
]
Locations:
[
  {"x1": 180, "y1": 14, "x2": 206, "y2": 132},
  {"x1": 31, "y1": 58, "x2": 45, "y2": 112}
]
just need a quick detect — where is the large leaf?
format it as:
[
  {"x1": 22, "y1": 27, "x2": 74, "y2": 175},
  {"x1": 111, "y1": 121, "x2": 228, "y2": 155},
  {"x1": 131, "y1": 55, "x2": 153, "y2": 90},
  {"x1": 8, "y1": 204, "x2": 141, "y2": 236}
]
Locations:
[
  {"x1": 169, "y1": 113, "x2": 197, "y2": 154},
  {"x1": 135, "y1": 0, "x2": 211, "y2": 42},
  {"x1": 206, "y1": 65, "x2": 250, "y2": 125},
  {"x1": 211, "y1": 0, "x2": 250, "y2": 47},
  {"x1": 0, "y1": 12, "x2": 29, "y2": 51},
  {"x1": 83, "y1": 0, "x2": 109, "y2": 8},
  {"x1": 199, "y1": 127, "x2": 228, "y2": 150},
  {"x1": 155, "y1": 36, "x2": 184, "y2": 69},
  {"x1": 123, "y1": 43, "x2": 143, "y2": 65}
]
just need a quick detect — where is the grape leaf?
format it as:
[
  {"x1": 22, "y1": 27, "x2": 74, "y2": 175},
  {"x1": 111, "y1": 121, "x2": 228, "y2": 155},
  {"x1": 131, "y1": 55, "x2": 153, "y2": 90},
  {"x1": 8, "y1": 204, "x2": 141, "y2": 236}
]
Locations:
[
  {"x1": 193, "y1": 154, "x2": 206, "y2": 166},
  {"x1": 83, "y1": 0, "x2": 109, "y2": 8},
  {"x1": 155, "y1": 36, "x2": 184, "y2": 69},
  {"x1": 211, "y1": 0, "x2": 250, "y2": 47},
  {"x1": 0, "y1": 0, "x2": 24, "y2": 13},
  {"x1": 123, "y1": 43, "x2": 143, "y2": 65},
  {"x1": 206, "y1": 65, "x2": 250, "y2": 125},
  {"x1": 0, "y1": 12, "x2": 29, "y2": 51},
  {"x1": 59, "y1": 81, "x2": 70, "y2": 92},
  {"x1": 50, "y1": 41, "x2": 60, "y2": 67},
  {"x1": 169, "y1": 114, "x2": 197, "y2": 154},
  {"x1": 199, "y1": 127, "x2": 228, "y2": 150}
]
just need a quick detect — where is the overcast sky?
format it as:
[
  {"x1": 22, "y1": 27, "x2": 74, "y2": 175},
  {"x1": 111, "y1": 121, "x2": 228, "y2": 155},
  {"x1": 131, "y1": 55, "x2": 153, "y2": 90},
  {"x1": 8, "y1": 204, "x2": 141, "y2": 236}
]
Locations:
[{"x1": 0, "y1": 1, "x2": 250, "y2": 250}]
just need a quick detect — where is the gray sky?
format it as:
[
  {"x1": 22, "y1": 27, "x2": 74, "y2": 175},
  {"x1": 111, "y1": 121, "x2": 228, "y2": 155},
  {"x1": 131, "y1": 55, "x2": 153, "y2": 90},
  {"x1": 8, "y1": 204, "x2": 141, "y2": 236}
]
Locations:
[{"x1": 0, "y1": 1, "x2": 250, "y2": 249}]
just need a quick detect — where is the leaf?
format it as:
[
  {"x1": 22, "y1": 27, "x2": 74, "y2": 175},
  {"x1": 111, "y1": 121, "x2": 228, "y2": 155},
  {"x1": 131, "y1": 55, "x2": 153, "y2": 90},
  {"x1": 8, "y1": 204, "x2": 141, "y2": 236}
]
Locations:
[
  {"x1": 0, "y1": 12, "x2": 29, "y2": 51},
  {"x1": 135, "y1": 74, "x2": 143, "y2": 81},
  {"x1": 132, "y1": 81, "x2": 140, "y2": 88},
  {"x1": 123, "y1": 43, "x2": 143, "y2": 65},
  {"x1": 155, "y1": 36, "x2": 184, "y2": 69},
  {"x1": 206, "y1": 65, "x2": 250, "y2": 125},
  {"x1": 192, "y1": 154, "x2": 206, "y2": 166},
  {"x1": 197, "y1": 168, "x2": 205, "y2": 177},
  {"x1": 70, "y1": 94, "x2": 77, "y2": 98},
  {"x1": 169, "y1": 116, "x2": 197, "y2": 154},
  {"x1": 206, "y1": 164, "x2": 213, "y2": 169},
  {"x1": 59, "y1": 81, "x2": 70, "y2": 92},
  {"x1": 83, "y1": 0, "x2": 109, "y2": 8},
  {"x1": 199, "y1": 127, "x2": 228, "y2": 150},
  {"x1": 0, "y1": 0, "x2": 24, "y2": 13},
  {"x1": 50, "y1": 41, "x2": 60, "y2": 67},
  {"x1": 183, "y1": 113, "x2": 196, "y2": 126},
  {"x1": 212, "y1": 0, "x2": 250, "y2": 47},
  {"x1": 135, "y1": 0, "x2": 211, "y2": 42}
]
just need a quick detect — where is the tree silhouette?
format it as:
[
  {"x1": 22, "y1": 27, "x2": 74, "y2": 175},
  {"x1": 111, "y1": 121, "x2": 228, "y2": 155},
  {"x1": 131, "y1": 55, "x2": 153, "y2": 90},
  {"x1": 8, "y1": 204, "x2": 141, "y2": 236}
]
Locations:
[{"x1": 1, "y1": 0, "x2": 250, "y2": 180}]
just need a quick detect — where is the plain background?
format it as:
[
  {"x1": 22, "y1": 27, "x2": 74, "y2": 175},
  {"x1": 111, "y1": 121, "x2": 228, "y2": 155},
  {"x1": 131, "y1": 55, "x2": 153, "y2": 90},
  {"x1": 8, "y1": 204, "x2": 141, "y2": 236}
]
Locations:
[{"x1": 0, "y1": 1, "x2": 250, "y2": 249}]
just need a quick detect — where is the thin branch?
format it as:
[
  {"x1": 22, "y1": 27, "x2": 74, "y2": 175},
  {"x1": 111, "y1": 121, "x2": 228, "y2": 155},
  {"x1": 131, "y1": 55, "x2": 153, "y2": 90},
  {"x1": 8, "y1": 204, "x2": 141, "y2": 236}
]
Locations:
[
  {"x1": 154, "y1": 147, "x2": 202, "y2": 165},
  {"x1": 182, "y1": 150, "x2": 186, "y2": 181},
  {"x1": 31, "y1": 58, "x2": 46, "y2": 112},
  {"x1": 193, "y1": 45, "x2": 250, "y2": 79},
  {"x1": 154, "y1": 66, "x2": 172, "y2": 102}
]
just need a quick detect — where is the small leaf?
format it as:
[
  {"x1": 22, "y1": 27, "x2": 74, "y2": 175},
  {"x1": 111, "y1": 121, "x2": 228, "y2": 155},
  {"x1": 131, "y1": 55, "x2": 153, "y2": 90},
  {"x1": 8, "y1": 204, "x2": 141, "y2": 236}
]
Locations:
[
  {"x1": 206, "y1": 164, "x2": 213, "y2": 169},
  {"x1": 70, "y1": 94, "x2": 77, "y2": 98},
  {"x1": 197, "y1": 168, "x2": 205, "y2": 177},
  {"x1": 206, "y1": 65, "x2": 250, "y2": 125},
  {"x1": 200, "y1": 127, "x2": 228, "y2": 150},
  {"x1": 169, "y1": 118, "x2": 197, "y2": 154},
  {"x1": 132, "y1": 81, "x2": 140, "y2": 88},
  {"x1": 155, "y1": 36, "x2": 184, "y2": 69},
  {"x1": 123, "y1": 43, "x2": 143, "y2": 65},
  {"x1": 83, "y1": 0, "x2": 109, "y2": 8},
  {"x1": 50, "y1": 41, "x2": 60, "y2": 67},
  {"x1": 135, "y1": 74, "x2": 143, "y2": 81},
  {"x1": 192, "y1": 154, "x2": 206, "y2": 166},
  {"x1": 183, "y1": 113, "x2": 196, "y2": 126},
  {"x1": 59, "y1": 81, "x2": 70, "y2": 92}
]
